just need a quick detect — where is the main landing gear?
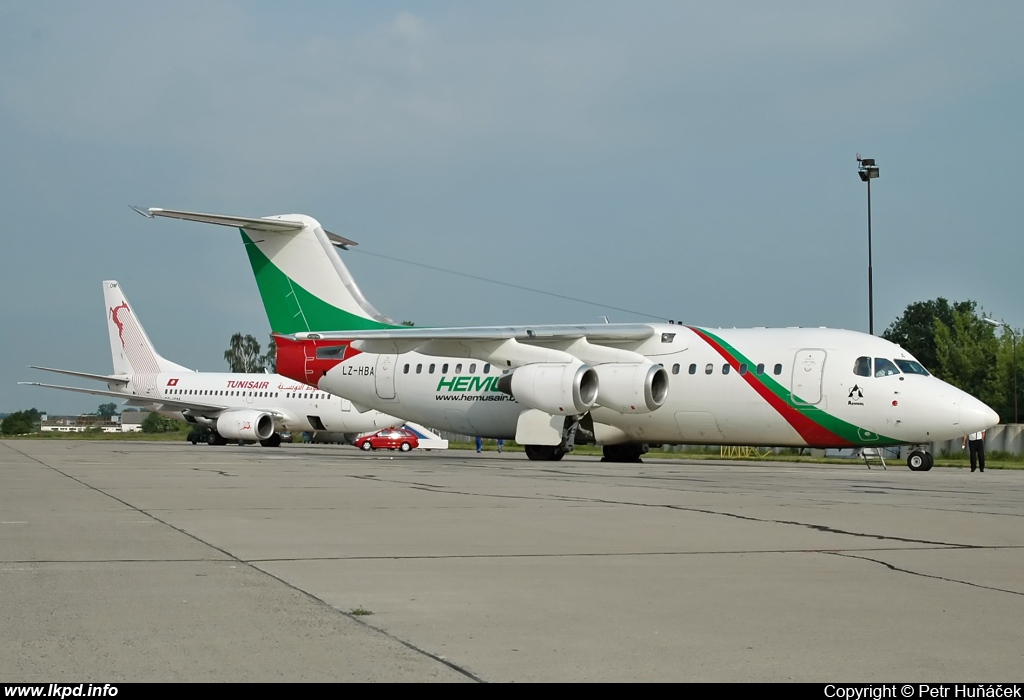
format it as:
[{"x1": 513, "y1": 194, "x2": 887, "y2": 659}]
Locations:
[
  {"x1": 259, "y1": 433, "x2": 282, "y2": 448},
  {"x1": 524, "y1": 445, "x2": 565, "y2": 461},
  {"x1": 906, "y1": 450, "x2": 934, "y2": 472},
  {"x1": 601, "y1": 444, "x2": 648, "y2": 463}
]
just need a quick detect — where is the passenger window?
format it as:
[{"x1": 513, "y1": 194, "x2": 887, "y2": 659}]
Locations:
[
  {"x1": 756, "y1": 363, "x2": 764, "y2": 374},
  {"x1": 416, "y1": 364, "x2": 422, "y2": 374},
  {"x1": 874, "y1": 358, "x2": 900, "y2": 377},
  {"x1": 442, "y1": 363, "x2": 449, "y2": 373},
  {"x1": 739, "y1": 363, "x2": 748, "y2": 375},
  {"x1": 853, "y1": 356, "x2": 871, "y2": 377},
  {"x1": 688, "y1": 364, "x2": 697, "y2": 375},
  {"x1": 484, "y1": 364, "x2": 491, "y2": 374},
  {"x1": 455, "y1": 363, "x2": 463, "y2": 373},
  {"x1": 429, "y1": 363, "x2": 435, "y2": 374},
  {"x1": 722, "y1": 364, "x2": 730, "y2": 375},
  {"x1": 705, "y1": 364, "x2": 713, "y2": 375},
  {"x1": 774, "y1": 364, "x2": 782, "y2": 376},
  {"x1": 672, "y1": 364, "x2": 680, "y2": 375},
  {"x1": 403, "y1": 364, "x2": 409, "y2": 374},
  {"x1": 470, "y1": 363, "x2": 477, "y2": 373}
]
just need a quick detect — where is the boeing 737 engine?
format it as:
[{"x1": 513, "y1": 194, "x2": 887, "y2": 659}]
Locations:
[
  {"x1": 496, "y1": 362, "x2": 599, "y2": 415},
  {"x1": 593, "y1": 362, "x2": 669, "y2": 414},
  {"x1": 215, "y1": 410, "x2": 275, "y2": 441}
]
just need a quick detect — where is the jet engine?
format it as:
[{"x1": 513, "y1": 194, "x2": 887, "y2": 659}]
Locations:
[
  {"x1": 496, "y1": 362, "x2": 599, "y2": 415},
  {"x1": 215, "y1": 410, "x2": 275, "y2": 441},
  {"x1": 594, "y1": 362, "x2": 669, "y2": 414}
]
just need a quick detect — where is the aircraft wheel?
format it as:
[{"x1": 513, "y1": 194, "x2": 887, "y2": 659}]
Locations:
[
  {"x1": 525, "y1": 445, "x2": 564, "y2": 461},
  {"x1": 602, "y1": 444, "x2": 645, "y2": 463},
  {"x1": 206, "y1": 431, "x2": 220, "y2": 446},
  {"x1": 361, "y1": 442, "x2": 372, "y2": 451},
  {"x1": 260, "y1": 433, "x2": 282, "y2": 448},
  {"x1": 400, "y1": 442, "x2": 412, "y2": 452},
  {"x1": 907, "y1": 450, "x2": 928, "y2": 471},
  {"x1": 923, "y1": 452, "x2": 934, "y2": 471}
]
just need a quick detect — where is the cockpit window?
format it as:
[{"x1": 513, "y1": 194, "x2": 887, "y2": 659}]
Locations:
[
  {"x1": 874, "y1": 358, "x2": 900, "y2": 377},
  {"x1": 853, "y1": 356, "x2": 871, "y2": 377},
  {"x1": 894, "y1": 359, "x2": 930, "y2": 376}
]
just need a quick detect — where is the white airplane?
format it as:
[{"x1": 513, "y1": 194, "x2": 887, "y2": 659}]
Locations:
[
  {"x1": 140, "y1": 208, "x2": 1000, "y2": 469},
  {"x1": 21, "y1": 280, "x2": 421, "y2": 446}
]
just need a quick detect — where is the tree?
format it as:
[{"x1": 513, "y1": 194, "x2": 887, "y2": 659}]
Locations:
[
  {"x1": 985, "y1": 324, "x2": 1023, "y2": 424},
  {"x1": 141, "y1": 412, "x2": 178, "y2": 433},
  {"x1": 261, "y1": 334, "x2": 276, "y2": 373},
  {"x1": 2, "y1": 408, "x2": 42, "y2": 435},
  {"x1": 97, "y1": 402, "x2": 119, "y2": 418},
  {"x1": 882, "y1": 298, "x2": 980, "y2": 372},
  {"x1": 224, "y1": 333, "x2": 265, "y2": 373},
  {"x1": 931, "y1": 308, "x2": 998, "y2": 401}
]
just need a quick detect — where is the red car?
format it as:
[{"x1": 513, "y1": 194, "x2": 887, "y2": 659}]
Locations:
[{"x1": 354, "y1": 428, "x2": 419, "y2": 452}]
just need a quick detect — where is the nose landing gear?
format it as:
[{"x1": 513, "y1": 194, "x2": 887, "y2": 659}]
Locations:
[{"x1": 906, "y1": 449, "x2": 934, "y2": 471}]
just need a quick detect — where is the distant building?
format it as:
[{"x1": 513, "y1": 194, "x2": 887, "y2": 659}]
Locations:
[{"x1": 40, "y1": 412, "x2": 151, "y2": 433}]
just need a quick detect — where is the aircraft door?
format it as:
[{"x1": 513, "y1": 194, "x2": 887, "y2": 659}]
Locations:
[
  {"x1": 791, "y1": 349, "x2": 826, "y2": 405},
  {"x1": 375, "y1": 354, "x2": 397, "y2": 400}
]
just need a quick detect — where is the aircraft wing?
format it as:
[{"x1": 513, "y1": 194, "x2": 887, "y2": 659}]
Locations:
[
  {"x1": 296, "y1": 323, "x2": 658, "y2": 343},
  {"x1": 292, "y1": 323, "x2": 665, "y2": 365},
  {"x1": 137, "y1": 207, "x2": 358, "y2": 248},
  {"x1": 29, "y1": 366, "x2": 130, "y2": 386},
  {"x1": 20, "y1": 382, "x2": 226, "y2": 413}
]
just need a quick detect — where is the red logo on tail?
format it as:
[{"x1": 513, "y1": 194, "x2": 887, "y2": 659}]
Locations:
[{"x1": 110, "y1": 302, "x2": 131, "y2": 348}]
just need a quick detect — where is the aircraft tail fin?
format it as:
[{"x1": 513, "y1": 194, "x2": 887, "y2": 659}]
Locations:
[
  {"x1": 103, "y1": 280, "x2": 192, "y2": 375},
  {"x1": 140, "y1": 208, "x2": 397, "y2": 334}
]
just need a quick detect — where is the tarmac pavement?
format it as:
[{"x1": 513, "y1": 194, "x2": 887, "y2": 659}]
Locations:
[{"x1": 2, "y1": 440, "x2": 1022, "y2": 682}]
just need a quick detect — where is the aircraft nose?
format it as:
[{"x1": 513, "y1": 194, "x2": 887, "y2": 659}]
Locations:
[{"x1": 960, "y1": 393, "x2": 1000, "y2": 433}]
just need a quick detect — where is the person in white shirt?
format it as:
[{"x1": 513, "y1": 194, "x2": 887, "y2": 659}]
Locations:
[{"x1": 962, "y1": 430, "x2": 987, "y2": 472}]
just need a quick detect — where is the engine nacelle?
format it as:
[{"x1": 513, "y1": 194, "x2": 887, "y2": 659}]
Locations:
[
  {"x1": 216, "y1": 410, "x2": 275, "y2": 441},
  {"x1": 496, "y1": 362, "x2": 599, "y2": 415},
  {"x1": 594, "y1": 362, "x2": 669, "y2": 414}
]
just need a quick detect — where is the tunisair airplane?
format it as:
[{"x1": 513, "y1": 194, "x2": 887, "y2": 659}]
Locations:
[
  {"x1": 140, "y1": 208, "x2": 999, "y2": 468},
  {"x1": 21, "y1": 280, "x2": 420, "y2": 446}
]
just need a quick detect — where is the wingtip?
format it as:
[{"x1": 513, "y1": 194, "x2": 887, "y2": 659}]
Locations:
[{"x1": 129, "y1": 205, "x2": 155, "y2": 218}]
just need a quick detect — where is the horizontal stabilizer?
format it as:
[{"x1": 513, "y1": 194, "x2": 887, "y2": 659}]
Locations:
[
  {"x1": 29, "y1": 366, "x2": 130, "y2": 385},
  {"x1": 137, "y1": 207, "x2": 358, "y2": 247}
]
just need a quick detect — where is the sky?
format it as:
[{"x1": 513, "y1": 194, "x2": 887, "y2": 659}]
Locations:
[{"x1": 2, "y1": 1, "x2": 1023, "y2": 415}]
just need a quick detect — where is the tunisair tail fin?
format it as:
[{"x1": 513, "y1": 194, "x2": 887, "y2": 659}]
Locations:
[
  {"x1": 103, "y1": 280, "x2": 192, "y2": 375},
  {"x1": 138, "y1": 208, "x2": 397, "y2": 334}
]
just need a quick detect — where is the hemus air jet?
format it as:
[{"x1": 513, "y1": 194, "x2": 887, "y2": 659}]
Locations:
[
  {"x1": 139, "y1": 208, "x2": 999, "y2": 468},
  {"x1": 22, "y1": 280, "x2": 439, "y2": 446}
]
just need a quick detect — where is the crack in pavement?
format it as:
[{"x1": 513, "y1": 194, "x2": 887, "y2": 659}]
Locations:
[
  {"x1": 829, "y1": 551, "x2": 1024, "y2": 597},
  {"x1": 350, "y1": 473, "x2": 980, "y2": 549}
]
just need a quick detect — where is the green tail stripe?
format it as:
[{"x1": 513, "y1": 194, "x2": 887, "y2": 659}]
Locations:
[{"x1": 241, "y1": 230, "x2": 395, "y2": 334}]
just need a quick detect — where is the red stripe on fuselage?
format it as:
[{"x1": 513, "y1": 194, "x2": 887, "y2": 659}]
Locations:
[{"x1": 688, "y1": 327, "x2": 853, "y2": 447}]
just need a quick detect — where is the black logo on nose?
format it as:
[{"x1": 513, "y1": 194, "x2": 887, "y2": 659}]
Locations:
[{"x1": 848, "y1": 385, "x2": 863, "y2": 399}]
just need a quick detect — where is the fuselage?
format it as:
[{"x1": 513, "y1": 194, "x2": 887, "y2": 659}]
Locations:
[
  {"x1": 279, "y1": 325, "x2": 998, "y2": 447},
  {"x1": 116, "y1": 370, "x2": 396, "y2": 434}
]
